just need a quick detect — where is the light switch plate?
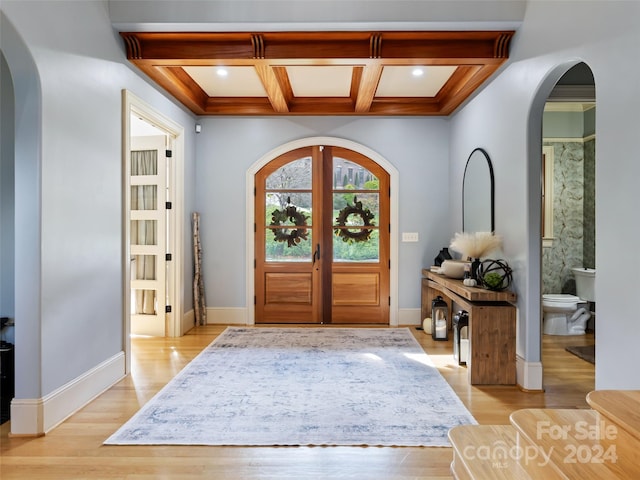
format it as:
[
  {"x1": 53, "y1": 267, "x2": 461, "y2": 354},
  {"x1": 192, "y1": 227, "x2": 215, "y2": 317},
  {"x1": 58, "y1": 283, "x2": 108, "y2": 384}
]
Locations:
[{"x1": 402, "y1": 232, "x2": 419, "y2": 242}]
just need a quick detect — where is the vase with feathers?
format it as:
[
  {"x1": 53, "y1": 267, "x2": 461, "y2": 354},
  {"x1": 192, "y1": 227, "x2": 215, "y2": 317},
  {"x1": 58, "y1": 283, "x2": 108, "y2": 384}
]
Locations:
[{"x1": 449, "y1": 232, "x2": 502, "y2": 259}]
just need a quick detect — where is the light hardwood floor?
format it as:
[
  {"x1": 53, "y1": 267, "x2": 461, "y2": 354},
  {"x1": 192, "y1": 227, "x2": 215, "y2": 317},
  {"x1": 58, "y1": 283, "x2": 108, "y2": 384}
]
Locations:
[{"x1": 0, "y1": 325, "x2": 595, "y2": 480}]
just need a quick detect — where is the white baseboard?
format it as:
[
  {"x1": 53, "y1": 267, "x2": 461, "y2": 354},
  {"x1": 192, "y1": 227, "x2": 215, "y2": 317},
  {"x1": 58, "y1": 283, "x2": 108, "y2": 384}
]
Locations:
[
  {"x1": 10, "y1": 352, "x2": 125, "y2": 436},
  {"x1": 516, "y1": 355, "x2": 544, "y2": 391},
  {"x1": 203, "y1": 307, "x2": 415, "y2": 327},
  {"x1": 206, "y1": 307, "x2": 248, "y2": 325},
  {"x1": 398, "y1": 308, "x2": 421, "y2": 326},
  {"x1": 182, "y1": 309, "x2": 195, "y2": 334}
]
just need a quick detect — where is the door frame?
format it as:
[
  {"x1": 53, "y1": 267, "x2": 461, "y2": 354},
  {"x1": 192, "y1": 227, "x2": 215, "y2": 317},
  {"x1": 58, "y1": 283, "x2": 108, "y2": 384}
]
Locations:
[
  {"x1": 122, "y1": 90, "x2": 185, "y2": 374},
  {"x1": 245, "y1": 137, "x2": 399, "y2": 326}
]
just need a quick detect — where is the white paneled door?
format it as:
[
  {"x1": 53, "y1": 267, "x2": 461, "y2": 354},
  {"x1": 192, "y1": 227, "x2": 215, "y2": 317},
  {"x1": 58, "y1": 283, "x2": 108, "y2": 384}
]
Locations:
[{"x1": 130, "y1": 135, "x2": 168, "y2": 336}]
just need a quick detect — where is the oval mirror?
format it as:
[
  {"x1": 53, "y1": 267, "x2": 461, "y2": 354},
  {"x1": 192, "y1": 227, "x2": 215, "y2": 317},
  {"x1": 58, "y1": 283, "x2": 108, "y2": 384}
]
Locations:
[{"x1": 462, "y1": 148, "x2": 495, "y2": 233}]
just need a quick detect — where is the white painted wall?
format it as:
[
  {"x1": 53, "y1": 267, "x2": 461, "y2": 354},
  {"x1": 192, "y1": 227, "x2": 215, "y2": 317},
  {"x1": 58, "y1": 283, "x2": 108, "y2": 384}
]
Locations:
[
  {"x1": 109, "y1": 0, "x2": 526, "y2": 31},
  {"x1": 449, "y1": 1, "x2": 640, "y2": 390},
  {"x1": 1, "y1": 0, "x2": 196, "y2": 432},
  {"x1": 0, "y1": 53, "x2": 15, "y2": 341},
  {"x1": 196, "y1": 117, "x2": 451, "y2": 312}
]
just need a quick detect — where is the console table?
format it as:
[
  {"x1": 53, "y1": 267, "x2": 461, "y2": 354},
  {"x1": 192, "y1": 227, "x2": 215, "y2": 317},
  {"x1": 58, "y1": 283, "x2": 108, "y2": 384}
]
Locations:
[{"x1": 421, "y1": 269, "x2": 517, "y2": 385}]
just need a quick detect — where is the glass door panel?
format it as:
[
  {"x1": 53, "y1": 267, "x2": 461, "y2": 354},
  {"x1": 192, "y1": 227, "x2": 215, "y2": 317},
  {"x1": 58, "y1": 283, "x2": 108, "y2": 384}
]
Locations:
[
  {"x1": 130, "y1": 135, "x2": 167, "y2": 336},
  {"x1": 333, "y1": 157, "x2": 378, "y2": 190},
  {"x1": 265, "y1": 191, "x2": 312, "y2": 261},
  {"x1": 332, "y1": 192, "x2": 380, "y2": 262},
  {"x1": 130, "y1": 220, "x2": 158, "y2": 246},
  {"x1": 132, "y1": 255, "x2": 157, "y2": 281},
  {"x1": 131, "y1": 185, "x2": 158, "y2": 210},
  {"x1": 266, "y1": 156, "x2": 312, "y2": 189}
]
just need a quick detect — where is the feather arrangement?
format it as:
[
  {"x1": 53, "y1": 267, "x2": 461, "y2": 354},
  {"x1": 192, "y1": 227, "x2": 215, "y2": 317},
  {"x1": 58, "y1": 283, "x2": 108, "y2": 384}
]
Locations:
[{"x1": 449, "y1": 231, "x2": 503, "y2": 260}]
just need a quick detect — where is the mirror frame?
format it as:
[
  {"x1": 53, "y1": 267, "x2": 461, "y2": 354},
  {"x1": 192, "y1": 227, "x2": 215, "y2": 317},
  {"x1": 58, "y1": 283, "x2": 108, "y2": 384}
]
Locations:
[{"x1": 462, "y1": 147, "x2": 495, "y2": 233}]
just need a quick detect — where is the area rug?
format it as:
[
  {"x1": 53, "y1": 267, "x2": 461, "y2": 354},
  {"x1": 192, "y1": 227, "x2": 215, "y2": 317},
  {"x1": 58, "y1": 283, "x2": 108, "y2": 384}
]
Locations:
[
  {"x1": 105, "y1": 327, "x2": 476, "y2": 447},
  {"x1": 566, "y1": 344, "x2": 595, "y2": 364}
]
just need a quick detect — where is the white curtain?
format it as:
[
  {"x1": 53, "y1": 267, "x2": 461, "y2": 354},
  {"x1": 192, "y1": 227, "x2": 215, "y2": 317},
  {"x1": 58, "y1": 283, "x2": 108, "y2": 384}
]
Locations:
[{"x1": 131, "y1": 150, "x2": 158, "y2": 315}]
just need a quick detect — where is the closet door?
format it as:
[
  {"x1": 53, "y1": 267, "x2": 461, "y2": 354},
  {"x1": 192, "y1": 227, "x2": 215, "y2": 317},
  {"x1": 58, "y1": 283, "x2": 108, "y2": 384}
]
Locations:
[{"x1": 130, "y1": 136, "x2": 167, "y2": 336}]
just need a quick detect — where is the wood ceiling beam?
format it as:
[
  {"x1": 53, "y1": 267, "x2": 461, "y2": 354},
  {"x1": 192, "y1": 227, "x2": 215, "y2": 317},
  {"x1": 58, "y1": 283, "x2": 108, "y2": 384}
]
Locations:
[
  {"x1": 119, "y1": 31, "x2": 514, "y2": 116},
  {"x1": 253, "y1": 64, "x2": 289, "y2": 113},
  {"x1": 288, "y1": 98, "x2": 367, "y2": 115},
  {"x1": 436, "y1": 65, "x2": 497, "y2": 115},
  {"x1": 120, "y1": 31, "x2": 514, "y2": 61},
  {"x1": 135, "y1": 64, "x2": 209, "y2": 115},
  {"x1": 350, "y1": 67, "x2": 364, "y2": 106},
  {"x1": 205, "y1": 97, "x2": 276, "y2": 115},
  {"x1": 368, "y1": 99, "x2": 442, "y2": 116},
  {"x1": 354, "y1": 64, "x2": 384, "y2": 113}
]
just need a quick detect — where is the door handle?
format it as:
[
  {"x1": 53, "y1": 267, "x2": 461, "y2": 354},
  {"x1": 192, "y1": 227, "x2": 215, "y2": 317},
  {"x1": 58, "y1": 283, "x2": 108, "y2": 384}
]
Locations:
[{"x1": 312, "y1": 243, "x2": 321, "y2": 265}]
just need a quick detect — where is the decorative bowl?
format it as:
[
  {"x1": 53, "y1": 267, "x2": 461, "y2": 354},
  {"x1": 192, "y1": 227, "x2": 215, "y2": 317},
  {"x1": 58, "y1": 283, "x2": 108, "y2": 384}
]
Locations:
[{"x1": 440, "y1": 260, "x2": 467, "y2": 279}]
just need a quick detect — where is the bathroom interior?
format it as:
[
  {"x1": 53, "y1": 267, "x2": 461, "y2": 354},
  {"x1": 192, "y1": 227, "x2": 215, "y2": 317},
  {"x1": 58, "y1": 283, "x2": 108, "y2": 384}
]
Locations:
[{"x1": 541, "y1": 62, "x2": 596, "y2": 368}]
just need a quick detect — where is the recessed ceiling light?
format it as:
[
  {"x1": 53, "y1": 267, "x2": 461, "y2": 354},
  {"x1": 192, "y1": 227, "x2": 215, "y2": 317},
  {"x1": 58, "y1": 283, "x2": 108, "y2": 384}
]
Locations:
[
  {"x1": 412, "y1": 68, "x2": 424, "y2": 77},
  {"x1": 216, "y1": 68, "x2": 228, "y2": 77}
]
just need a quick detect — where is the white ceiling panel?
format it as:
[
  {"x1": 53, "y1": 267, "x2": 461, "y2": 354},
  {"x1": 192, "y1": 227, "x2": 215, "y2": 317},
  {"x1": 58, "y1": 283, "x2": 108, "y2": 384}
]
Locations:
[
  {"x1": 286, "y1": 66, "x2": 353, "y2": 97},
  {"x1": 183, "y1": 66, "x2": 267, "y2": 97},
  {"x1": 376, "y1": 66, "x2": 457, "y2": 97}
]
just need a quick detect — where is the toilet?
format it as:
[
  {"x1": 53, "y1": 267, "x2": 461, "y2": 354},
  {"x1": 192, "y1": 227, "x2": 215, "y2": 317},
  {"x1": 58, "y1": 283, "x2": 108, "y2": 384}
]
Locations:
[{"x1": 542, "y1": 268, "x2": 595, "y2": 335}]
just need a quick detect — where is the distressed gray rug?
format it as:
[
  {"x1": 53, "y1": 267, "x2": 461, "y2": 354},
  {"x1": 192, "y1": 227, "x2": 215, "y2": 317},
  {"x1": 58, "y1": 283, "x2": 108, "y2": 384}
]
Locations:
[{"x1": 105, "y1": 327, "x2": 476, "y2": 446}]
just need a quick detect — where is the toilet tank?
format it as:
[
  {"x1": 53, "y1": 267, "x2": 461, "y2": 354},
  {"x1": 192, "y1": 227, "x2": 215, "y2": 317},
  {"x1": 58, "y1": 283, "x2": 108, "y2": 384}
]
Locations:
[{"x1": 572, "y1": 268, "x2": 595, "y2": 302}]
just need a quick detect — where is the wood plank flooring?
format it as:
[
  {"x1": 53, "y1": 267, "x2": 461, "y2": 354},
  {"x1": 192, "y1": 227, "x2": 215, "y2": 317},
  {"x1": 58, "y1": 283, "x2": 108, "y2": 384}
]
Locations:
[{"x1": 0, "y1": 325, "x2": 595, "y2": 480}]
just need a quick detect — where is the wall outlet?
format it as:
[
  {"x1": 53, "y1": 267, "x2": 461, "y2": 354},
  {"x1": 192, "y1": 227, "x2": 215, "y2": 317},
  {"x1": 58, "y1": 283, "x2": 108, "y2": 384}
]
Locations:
[{"x1": 401, "y1": 232, "x2": 419, "y2": 242}]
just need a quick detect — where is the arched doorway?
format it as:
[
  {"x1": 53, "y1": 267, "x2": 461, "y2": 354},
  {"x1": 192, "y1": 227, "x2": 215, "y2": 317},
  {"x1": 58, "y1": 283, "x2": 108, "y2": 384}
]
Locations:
[
  {"x1": 255, "y1": 145, "x2": 390, "y2": 324},
  {"x1": 541, "y1": 62, "x2": 596, "y2": 383},
  {"x1": 246, "y1": 137, "x2": 399, "y2": 326},
  {"x1": 528, "y1": 60, "x2": 596, "y2": 389}
]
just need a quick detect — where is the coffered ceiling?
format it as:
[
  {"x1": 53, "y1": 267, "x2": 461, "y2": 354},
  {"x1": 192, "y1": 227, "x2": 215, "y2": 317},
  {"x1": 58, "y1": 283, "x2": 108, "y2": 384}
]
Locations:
[{"x1": 121, "y1": 30, "x2": 514, "y2": 116}]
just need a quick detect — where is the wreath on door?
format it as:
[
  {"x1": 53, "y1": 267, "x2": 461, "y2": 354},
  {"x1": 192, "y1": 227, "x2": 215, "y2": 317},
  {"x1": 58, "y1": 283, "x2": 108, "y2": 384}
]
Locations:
[
  {"x1": 269, "y1": 201, "x2": 309, "y2": 248},
  {"x1": 334, "y1": 196, "x2": 375, "y2": 244}
]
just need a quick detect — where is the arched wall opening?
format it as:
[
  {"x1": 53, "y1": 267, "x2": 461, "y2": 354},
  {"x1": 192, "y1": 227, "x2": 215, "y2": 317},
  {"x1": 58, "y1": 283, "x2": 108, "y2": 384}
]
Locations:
[
  {"x1": 527, "y1": 59, "x2": 596, "y2": 388},
  {"x1": 0, "y1": 51, "x2": 16, "y2": 425},
  {"x1": 1, "y1": 10, "x2": 45, "y2": 434}
]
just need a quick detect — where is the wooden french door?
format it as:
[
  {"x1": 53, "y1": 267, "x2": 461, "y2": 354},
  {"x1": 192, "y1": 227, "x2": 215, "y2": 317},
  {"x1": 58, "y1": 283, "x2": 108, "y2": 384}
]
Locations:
[{"x1": 255, "y1": 146, "x2": 390, "y2": 324}]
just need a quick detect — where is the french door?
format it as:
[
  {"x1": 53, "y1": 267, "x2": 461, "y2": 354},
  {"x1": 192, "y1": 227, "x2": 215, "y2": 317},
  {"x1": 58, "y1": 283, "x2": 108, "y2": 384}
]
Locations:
[
  {"x1": 255, "y1": 146, "x2": 390, "y2": 324},
  {"x1": 130, "y1": 135, "x2": 168, "y2": 336}
]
